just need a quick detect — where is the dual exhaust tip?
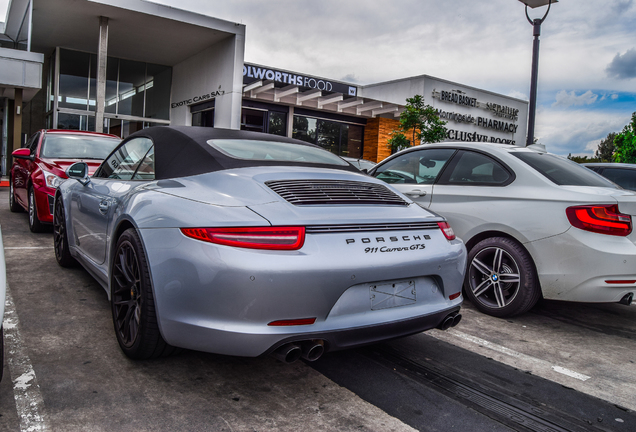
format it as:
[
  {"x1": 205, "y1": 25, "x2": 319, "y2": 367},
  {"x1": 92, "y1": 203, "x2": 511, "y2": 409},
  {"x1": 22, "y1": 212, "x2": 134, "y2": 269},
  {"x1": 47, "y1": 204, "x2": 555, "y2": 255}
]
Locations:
[
  {"x1": 436, "y1": 313, "x2": 462, "y2": 331},
  {"x1": 271, "y1": 339, "x2": 325, "y2": 364},
  {"x1": 272, "y1": 313, "x2": 463, "y2": 364}
]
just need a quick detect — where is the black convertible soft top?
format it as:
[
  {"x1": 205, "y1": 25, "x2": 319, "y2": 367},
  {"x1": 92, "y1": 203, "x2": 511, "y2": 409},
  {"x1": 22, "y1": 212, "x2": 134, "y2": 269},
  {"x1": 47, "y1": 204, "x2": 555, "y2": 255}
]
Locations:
[{"x1": 121, "y1": 126, "x2": 360, "y2": 180}]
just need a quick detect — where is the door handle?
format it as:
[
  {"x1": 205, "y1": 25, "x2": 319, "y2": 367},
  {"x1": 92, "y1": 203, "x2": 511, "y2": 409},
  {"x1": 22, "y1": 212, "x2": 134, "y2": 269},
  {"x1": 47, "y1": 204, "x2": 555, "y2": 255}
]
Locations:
[
  {"x1": 99, "y1": 200, "x2": 110, "y2": 214},
  {"x1": 404, "y1": 189, "x2": 426, "y2": 197}
]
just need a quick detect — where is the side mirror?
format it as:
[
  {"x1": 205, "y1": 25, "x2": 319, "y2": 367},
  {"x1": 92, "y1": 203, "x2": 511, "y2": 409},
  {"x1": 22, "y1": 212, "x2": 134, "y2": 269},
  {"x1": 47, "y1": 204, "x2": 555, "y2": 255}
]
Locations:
[
  {"x1": 12, "y1": 148, "x2": 33, "y2": 160},
  {"x1": 420, "y1": 158, "x2": 436, "y2": 168},
  {"x1": 67, "y1": 162, "x2": 90, "y2": 186}
]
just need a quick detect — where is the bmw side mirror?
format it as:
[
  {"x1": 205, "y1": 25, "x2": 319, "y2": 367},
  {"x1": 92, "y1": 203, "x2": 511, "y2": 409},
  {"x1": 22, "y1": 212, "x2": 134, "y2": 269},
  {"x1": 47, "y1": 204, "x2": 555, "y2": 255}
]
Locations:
[{"x1": 67, "y1": 162, "x2": 90, "y2": 186}]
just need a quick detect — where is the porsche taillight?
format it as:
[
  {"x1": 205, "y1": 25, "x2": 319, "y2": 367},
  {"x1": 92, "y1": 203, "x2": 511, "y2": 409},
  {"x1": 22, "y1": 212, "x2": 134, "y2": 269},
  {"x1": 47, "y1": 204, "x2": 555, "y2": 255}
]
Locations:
[
  {"x1": 566, "y1": 204, "x2": 632, "y2": 237},
  {"x1": 180, "y1": 226, "x2": 305, "y2": 250},
  {"x1": 437, "y1": 221, "x2": 456, "y2": 241}
]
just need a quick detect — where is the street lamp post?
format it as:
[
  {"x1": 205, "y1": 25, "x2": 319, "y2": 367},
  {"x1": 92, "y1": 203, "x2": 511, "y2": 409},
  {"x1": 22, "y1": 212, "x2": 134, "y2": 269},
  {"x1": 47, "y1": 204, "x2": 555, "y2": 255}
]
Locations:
[{"x1": 519, "y1": 0, "x2": 557, "y2": 147}]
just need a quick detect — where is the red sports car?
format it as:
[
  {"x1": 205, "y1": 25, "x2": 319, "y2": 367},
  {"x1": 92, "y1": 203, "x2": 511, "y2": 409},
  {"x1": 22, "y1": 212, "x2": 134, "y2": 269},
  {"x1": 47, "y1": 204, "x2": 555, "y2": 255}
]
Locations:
[{"x1": 9, "y1": 130, "x2": 121, "y2": 232}]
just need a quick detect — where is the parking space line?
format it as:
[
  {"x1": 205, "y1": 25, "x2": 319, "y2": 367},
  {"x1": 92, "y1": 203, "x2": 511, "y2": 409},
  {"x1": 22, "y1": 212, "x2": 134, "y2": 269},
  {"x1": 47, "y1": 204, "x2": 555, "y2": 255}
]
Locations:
[
  {"x1": 4, "y1": 247, "x2": 53, "y2": 250},
  {"x1": 429, "y1": 328, "x2": 591, "y2": 382},
  {"x1": 4, "y1": 284, "x2": 49, "y2": 432}
]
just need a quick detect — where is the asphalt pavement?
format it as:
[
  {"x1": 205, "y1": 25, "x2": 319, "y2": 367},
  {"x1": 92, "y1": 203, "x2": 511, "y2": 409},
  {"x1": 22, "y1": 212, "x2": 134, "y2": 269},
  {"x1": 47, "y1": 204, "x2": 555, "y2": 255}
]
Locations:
[{"x1": 1, "y1": 187, "x2": 635, "y2": 431}]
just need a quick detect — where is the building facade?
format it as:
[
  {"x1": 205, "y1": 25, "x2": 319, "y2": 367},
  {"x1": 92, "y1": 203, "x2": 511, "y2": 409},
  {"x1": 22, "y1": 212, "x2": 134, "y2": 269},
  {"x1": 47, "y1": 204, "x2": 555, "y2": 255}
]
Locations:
[{"x1": 0, "y1": 0, "x2": 528, "y2": 176}]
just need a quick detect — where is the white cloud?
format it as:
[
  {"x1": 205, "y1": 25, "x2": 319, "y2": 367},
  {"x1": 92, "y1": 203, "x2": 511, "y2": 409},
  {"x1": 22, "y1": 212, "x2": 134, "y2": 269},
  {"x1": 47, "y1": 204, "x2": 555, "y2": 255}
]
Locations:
[
  {"x1": 552, "y1": 90, "x2": 599, "y2": 107},
  {"x1": 147, "y1": 0, "x2": 636, "y2": 156},
  {"x1": 535, "y1": 109, "x2": 631, "y2": 156},
  {"x1": 507, "y1": 90, "x2": 528, "y2": 100}
]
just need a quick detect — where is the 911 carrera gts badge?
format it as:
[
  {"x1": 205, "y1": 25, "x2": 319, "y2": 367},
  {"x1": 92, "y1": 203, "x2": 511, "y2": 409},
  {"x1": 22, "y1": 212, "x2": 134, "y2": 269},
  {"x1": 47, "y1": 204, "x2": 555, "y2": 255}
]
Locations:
[{"x1": 346, "y1": 234, "x2": 431, "y2": 253}]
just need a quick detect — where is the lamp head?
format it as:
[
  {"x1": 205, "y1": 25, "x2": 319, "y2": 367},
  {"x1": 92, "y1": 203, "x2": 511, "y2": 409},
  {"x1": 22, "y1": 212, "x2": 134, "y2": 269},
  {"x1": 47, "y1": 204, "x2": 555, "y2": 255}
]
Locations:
[{"x1": 519, "y1": 0, "x2": 558, "y2": 8}]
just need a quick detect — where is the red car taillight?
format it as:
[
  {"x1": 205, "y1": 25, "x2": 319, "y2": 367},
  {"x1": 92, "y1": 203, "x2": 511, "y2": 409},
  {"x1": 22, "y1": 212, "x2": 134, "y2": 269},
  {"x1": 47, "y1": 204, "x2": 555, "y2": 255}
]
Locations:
[
  {"x1": 437, "y1": 221, "x2": 456, "y2": 241},
  {"x1": 566, "y1": 204, "x2": 632, "y2": 237},
  {"x1": 181, "y1": 226, "x2": 305, "y2": 250}
]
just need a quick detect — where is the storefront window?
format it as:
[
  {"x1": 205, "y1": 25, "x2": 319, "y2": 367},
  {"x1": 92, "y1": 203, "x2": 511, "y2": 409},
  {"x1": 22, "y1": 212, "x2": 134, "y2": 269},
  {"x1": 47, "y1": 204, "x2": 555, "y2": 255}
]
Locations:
[
  {"x1": 46, "y1": 54, "x2": 55, "y2": 113},
  {"x1": 344, "y1": 125, "x2": 363, "y2": 159},
  {"x1": 192, "y1": 110, "x2": 215, "y2": 127},
  {"x1": 269, "y1": 112, "x2": 286, "y2": 136},
  {"x1": 58, "y1": 49, "x2": 171, "y2": 122},
  {"x1": 293, "y1": 114, "x2": 363, "y2": 157},
  {"x1": 117, "y1": 59, "x2": 146, "y2": 117},
  {"x1": 240, "y1": 102, "x2": 288, "y2": 136},
  {"x1": 293, "y1": 116, "x2": 317, "y2": 144},
  {"x1": 104, "y1": 58, "x2": 119, "y2": 114},
  {"x1": 145, "y1": 64, "x2": 172, "y2": 120},
  {"x1": 242, "y1": 108, "x2": 266, "y2": 132},
  {"x1": 58, "y1": 50, "x2": 91, "y2": 111},
  {"x1": 317, "y1": 120, "x2": 340, "y2": 154},
  {"x1": 106, "y1": 119, "x2": 144, "y2": 138},
  {"x1": 57, "y1": 113, "x2": 95, "y2": 131}
]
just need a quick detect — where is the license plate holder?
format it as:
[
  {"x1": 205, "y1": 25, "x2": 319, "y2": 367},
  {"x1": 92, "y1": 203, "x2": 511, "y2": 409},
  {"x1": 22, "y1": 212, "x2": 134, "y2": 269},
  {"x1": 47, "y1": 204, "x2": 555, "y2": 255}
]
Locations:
[{"x1": 370, "y1": 279, "x2": 416, "y2": 310}]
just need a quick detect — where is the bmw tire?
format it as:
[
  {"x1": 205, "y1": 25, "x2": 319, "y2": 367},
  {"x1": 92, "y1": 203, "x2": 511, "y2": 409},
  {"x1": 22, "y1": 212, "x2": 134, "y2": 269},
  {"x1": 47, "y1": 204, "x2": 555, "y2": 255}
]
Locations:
[{"x1": 464, "y1": 237, "x2": 540, "y2": 317}]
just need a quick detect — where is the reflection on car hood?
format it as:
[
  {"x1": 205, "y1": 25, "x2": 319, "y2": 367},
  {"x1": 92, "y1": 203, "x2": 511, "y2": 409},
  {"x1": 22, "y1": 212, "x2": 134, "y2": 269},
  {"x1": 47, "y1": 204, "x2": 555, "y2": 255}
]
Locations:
[
  {"x1": 40, "y1": 158, "x2": 102, "y2": 177},
  {"x1": 147, "y1": 166, "x2": 407, "y2": 207},
  {"x1": 145, "y1": 166, "x2": 438, "y2": 225}
]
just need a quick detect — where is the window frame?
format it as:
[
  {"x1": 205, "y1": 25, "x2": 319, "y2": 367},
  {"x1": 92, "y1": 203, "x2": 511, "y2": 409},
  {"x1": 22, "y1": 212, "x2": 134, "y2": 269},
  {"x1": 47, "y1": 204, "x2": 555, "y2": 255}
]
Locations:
[
  {"x1": 94, "y1": 137, "x2": 155, "y2": 181},
  {"x1": 437, "y1": 149, "x2": 516, "y2": 187},
  {"x1": 372, "y1": 148, "x2": 457, "y2": 185}
]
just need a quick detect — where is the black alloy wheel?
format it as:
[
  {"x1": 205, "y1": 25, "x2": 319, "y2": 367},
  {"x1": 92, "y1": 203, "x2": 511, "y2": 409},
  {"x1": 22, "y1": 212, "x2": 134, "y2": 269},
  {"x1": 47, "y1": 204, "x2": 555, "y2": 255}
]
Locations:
[
  {"x1": 111, "y1": 229, "x2": 177, "y2": 359},
  {"x1": 53, "y1": 197, "x2": 76, "y2": 267},
  {"x1": 9, "y1": 179, "x2": 22, "y2": 213},
  {"x1": 464, "y1": 237, "x2": 540, "y2": 318},
  {"x1": 28, "y1": 188, "x2": 47, "y2": 233}
]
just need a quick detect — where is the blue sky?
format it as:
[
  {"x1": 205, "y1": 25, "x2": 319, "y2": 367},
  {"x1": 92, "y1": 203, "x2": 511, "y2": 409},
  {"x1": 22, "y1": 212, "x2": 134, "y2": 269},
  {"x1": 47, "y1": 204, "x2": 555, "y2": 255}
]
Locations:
[{"x1": 3, "y1": 0, "x2": 635, "y2": 157}]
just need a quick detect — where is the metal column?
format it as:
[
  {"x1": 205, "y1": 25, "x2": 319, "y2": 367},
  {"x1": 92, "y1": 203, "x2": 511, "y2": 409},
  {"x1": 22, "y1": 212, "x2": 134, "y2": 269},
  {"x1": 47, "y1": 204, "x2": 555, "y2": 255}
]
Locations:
[{"x1": 95, "y1": 16, "x2": 109, "y2": 133}]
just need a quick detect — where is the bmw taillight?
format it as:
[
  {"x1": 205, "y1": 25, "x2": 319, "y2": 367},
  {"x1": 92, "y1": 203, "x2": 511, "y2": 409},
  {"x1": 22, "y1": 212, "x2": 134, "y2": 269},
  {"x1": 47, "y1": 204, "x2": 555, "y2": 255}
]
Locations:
[
  {"x1": 566, "y1": 204, "x2": 632, "y2": 236},
  {"x1": 437, "y1": 221, "x2": 456, "y2": 240},
  {"x1": 181, "y1": 226, "x2": 305, "y2": 250}
]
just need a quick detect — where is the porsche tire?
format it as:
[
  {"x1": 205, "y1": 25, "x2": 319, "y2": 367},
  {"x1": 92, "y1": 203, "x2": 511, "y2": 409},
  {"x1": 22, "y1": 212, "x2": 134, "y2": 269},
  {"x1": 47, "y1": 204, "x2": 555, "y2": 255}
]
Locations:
[
  {"x1": 53, "y1": 196, "x2": 76, "y2": 268},
  {"x1": 111, "y1": 229, "x2": 179, "y2": 359}
]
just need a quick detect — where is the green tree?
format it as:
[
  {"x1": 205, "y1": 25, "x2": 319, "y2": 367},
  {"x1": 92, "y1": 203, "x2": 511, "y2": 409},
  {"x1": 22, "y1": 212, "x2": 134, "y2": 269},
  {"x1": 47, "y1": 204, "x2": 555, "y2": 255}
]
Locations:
[
  {"x1": 388, "y1": 95, "x2": 447, "y2": 152},
  {"x1": 594, "y1": 132, "x2": 616, "y2": 162},
  {"x1": 567, "y1": 154, "x2": 599, "y2": 163},
  {"x1": 613, "y1": 112, "x2": 636, "y2": 163}
]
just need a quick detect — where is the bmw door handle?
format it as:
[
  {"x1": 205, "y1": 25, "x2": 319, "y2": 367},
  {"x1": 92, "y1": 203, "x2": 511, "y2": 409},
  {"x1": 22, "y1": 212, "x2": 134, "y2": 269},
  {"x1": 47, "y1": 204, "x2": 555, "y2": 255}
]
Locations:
[
  {"x1": 404, "y1": 189, "x2": 426, "y2": 197},
  {"x1": 99, "y1": 200, "x2": 110, "y2": 214}
]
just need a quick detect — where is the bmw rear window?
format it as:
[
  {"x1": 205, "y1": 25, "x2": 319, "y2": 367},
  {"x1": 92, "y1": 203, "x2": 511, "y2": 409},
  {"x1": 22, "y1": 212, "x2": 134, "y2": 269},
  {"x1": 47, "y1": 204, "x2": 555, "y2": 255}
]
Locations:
[
  {"x1": 512, "y1": 151, "x2": 618, "y2": 187},
  {"x1": 208, "y1": 139, "x2": 349, "y2": 166}
]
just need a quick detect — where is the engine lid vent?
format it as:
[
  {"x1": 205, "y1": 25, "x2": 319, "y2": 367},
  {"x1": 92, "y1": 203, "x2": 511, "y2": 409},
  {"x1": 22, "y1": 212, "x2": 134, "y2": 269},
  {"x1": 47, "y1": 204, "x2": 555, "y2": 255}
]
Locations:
[{"x1": 265, "y1": 180, "x2": 409, "y2": 206}]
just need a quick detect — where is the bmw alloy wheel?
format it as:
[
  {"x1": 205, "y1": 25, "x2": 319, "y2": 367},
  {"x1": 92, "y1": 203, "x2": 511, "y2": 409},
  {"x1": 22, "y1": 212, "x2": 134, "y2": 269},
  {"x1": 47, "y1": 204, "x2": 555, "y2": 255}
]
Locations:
[
  {"x1": 468, "y1": 246, "x2": 521, "y2": 309},
  {"x1": 465, "y1": 237, "x2": 540, "y2": 317}
]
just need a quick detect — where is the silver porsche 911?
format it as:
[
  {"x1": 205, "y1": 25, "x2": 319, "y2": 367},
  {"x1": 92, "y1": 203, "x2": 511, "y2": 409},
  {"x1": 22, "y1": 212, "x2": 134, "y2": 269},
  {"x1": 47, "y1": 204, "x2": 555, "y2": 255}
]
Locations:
[{"x1": 53, "y1": 127, "x2": 465, "y2": 362}]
